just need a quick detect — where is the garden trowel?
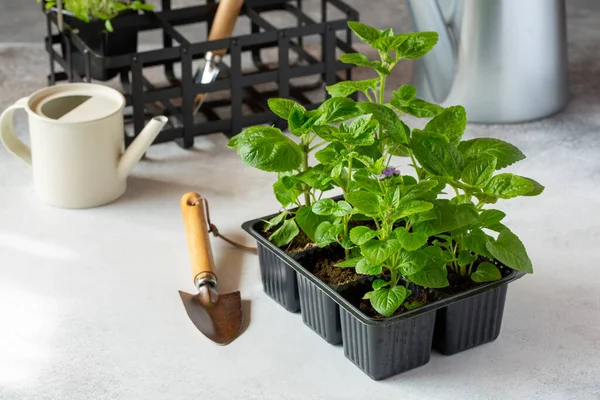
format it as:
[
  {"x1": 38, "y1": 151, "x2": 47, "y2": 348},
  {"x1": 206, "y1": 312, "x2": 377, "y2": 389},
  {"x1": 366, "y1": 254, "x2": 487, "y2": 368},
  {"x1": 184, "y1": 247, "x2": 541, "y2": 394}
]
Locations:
[
  {"x1": 179, "y1": 192, "x2": 243, "y2": 345},
  {"x1": 193, "y1": 0, "x2": 245, "y2": 115}
]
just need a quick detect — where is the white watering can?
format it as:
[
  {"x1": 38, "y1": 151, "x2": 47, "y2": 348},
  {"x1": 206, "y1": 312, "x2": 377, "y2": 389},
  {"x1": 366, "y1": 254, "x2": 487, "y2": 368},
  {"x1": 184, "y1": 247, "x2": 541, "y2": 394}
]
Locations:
[
  {"x1": 406, "y1": 0, "x2": 570, "y2": 123},
  {"x1": 0, "y1": 83, "x2": 168, "y2": 209}
]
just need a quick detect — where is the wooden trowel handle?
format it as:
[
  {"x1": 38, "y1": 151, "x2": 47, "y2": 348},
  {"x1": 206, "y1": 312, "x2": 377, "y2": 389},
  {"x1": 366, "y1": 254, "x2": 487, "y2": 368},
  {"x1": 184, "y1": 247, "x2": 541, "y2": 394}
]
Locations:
[
  {"x1": 181, "y1": 192, "x2": 216, "y2": 285},
  {"x1": 208, "y1": 0, "x2": 244, "y2": 56}
]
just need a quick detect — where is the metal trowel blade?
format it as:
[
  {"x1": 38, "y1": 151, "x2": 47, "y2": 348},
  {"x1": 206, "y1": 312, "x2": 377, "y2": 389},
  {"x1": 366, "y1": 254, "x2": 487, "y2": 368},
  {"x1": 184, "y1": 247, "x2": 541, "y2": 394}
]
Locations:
[
  {"x1": 179, "y1": 290, "x2": 243, "y2": 345},
  {"x1": 193, "y1": 59, "x2": 222, "y2": 115}
]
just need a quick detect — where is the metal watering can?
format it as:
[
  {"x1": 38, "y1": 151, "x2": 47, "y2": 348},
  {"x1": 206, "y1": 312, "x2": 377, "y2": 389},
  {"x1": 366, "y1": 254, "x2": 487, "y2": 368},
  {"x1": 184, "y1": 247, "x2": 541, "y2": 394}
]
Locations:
[{"x1": 406, "y1": 0, "x2": 570, "y2": 123}]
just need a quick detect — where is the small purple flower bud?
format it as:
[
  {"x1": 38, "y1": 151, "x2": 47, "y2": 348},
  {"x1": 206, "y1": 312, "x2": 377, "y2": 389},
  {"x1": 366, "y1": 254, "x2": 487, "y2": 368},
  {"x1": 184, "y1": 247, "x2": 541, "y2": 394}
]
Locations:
[{"x1": 381, "y1": 167, "x2": 401, "y2": 177}]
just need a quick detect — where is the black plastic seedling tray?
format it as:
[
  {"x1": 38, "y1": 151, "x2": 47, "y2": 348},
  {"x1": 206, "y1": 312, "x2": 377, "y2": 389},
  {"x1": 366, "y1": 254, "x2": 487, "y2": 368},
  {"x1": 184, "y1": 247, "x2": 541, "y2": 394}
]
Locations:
[{"x1": 242, "y1": 213, "x2": 525, "y2": 380}]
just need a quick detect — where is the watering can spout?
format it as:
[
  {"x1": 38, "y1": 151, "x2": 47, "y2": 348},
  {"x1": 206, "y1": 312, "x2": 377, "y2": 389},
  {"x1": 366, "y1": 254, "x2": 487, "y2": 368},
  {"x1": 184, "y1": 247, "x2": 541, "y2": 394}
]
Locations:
[
  {"x1": 406, "y1": 0, "x2": 458, "y2": 103},
  {"x1": 118, "y1": 116, "x2": 168, "y2": 179}
]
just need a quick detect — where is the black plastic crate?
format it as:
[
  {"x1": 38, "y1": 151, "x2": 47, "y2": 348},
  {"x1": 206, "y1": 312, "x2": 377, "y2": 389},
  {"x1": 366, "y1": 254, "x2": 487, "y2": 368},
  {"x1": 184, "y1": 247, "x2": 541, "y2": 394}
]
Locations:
[{"x1": 42, "y1": 0, "x2": 359, "y2": 148}]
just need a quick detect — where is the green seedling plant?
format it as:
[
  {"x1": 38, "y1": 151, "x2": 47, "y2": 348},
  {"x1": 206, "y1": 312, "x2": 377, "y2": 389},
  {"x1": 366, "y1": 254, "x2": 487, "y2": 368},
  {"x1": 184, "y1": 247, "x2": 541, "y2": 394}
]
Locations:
[
  {"x1": 39, "y1": 0, "x2": 153, "y2": 32},
  {"x1": 228, "y1": 96, "x2": 364, "y2": 248},
  {"x1": 228, "y1": 20, "x2": 544, "y2": 318},
  {"x1": 228, "y1": 22, "x2": 443, "y2": 254},
  {"x1": 409, "y1": 133, "x2": 545, "y2": 283}
]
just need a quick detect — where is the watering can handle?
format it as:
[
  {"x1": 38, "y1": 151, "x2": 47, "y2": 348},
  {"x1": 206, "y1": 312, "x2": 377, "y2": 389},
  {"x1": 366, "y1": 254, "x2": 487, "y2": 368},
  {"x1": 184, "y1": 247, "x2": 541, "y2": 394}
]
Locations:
[
  {"x1": 0, "y1": 97, "x2": 32, "y2": 165},
  {"x1": 181, "y1": 192, "x2": 217, "y2": 287}
]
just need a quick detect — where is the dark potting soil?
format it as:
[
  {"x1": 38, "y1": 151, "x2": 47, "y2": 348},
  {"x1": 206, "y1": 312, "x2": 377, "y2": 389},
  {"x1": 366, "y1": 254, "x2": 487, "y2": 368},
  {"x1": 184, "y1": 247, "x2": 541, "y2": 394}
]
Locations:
[
  {"x1": 437, "y1": 257, "x2": 513, "y2": 295},
  {"x1": 302, "y1": 245, "x2": 370, "y2": 287}
]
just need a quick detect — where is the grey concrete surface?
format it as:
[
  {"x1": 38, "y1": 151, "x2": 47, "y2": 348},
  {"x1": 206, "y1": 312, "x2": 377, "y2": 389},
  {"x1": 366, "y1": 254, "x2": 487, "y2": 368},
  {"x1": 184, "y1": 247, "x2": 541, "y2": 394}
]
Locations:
[{"x1": 1, "y1": 1, "x2": 600, "y2": 400}]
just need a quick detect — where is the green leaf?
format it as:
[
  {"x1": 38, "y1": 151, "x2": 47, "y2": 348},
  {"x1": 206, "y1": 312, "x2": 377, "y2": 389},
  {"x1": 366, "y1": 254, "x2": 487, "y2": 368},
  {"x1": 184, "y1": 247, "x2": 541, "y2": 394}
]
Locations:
[
  {"x1": 396, "y1": 32, "x2": 439, "y2": 59},
  {"x1": 335, "y1": 257, "x2": 362, "y2": 267},
  {"x1": 357, "y1": 102, "x2": 408, "y2": 144},
  {"x1": 355, "y1": 142, "x2": 383, "y2": 162},
  {"x1": 350, "y1": 226, "x2": 379, "y2": 245},
  {"x1": 394, "y1": 200, "x2": 434, "y2": 219},
  {"x1": 317, "y1": 115, "x2": 378, "y2": 147},
  {"x1": 394, "y1": 98, "x2": 444, "y2": 118},
  {"x1": 273, "y1": 176, "x2": 302, "y2": 207},
  {"x1": 346, "y1": 191, "x2": 381, "y2": 215},
  {"x1": 315, "y1": 221, "x2": 344, "y2": 247},
  {"x1": 228, "y1": 126, "x2": 302, "y2": 172},
  {"x1": 461, "y1": 156, "x2": 497, "y2": 187},
  {"x1": 458, "y1": 250, "x2": 478, "y2": 267},
  {"x1": 326, "y1": 79, "x2": 379, "y2": 98},
  {"x1": 295, "y1": 206, "x2": 334, "y2": 243},
  {"x1": 370, "y1": 286, "x2": 410, "y2": 317},
  {"x1": 268, "y1": 219, "x2": 300, "y2": 247},
  {"x1": 523, "y1": 178, "x2": 545, "y2": 196},
  {"x1": 393, "y1": 229, "x2": 428, "y2": 251},
  {"x1": 463, "y1": 228, "x2": 494, "y2": 259},
  {"x1": 410, "y1": 132, "x2": 464, "y2": 179},
  {"x1": 312, "y1": 198, "x2": 337, "y2": 216},
  {"x1": 268, "y1": 98, "x2": 303, "y2": 119},
  {"x1": 414, "y1": 202, "x2": 479, "y2": 236},
  {"x1": 288, "y1": 105, "x2": 316, "y2": 136},
  {"x1": 474, "y1": 192, "x2": 499, "y2": 204},
  {"x1": 139, "y1": 3, "x2": 154, "y2": 11},
  {"x1": 353, "y1": 169, "x2": 382, "y2": 194},
  {"x1": 339, "y1": 53, "x2": 373, "y2": 67},
  {"x1": 408, "y1": 251, "x2": 449, "y2": 288},
  {"x1": 356, "y1": 258, "x2": 383, "y2": 275},
  {"x1": 348, "y1": 21, "x2": 382, "y2": 45},
  {"x1": 314, "y1": 97, "x2": 359, "y2": 124},
  {"x1": 458, "y1": 138, "x2": 526, "y2": 170},
  {"x1": 404, "y1": 300, "x2": 424, "y2": 310},
  {"x1": 372, "y1": 34, "x2": 408, "y2": 53},
  {"x1": 409, "y1": 264, "x2": 450, "y2": 289},
  {"x1": 393, "y1": 85, "x2": 417, "y2": 101},
  {"x1": 471, "y1": 262, "x2": 502, "y2": 282},
  {"x1": 331, "y1": 162, "x2": 344, "y2": 179},
  {"x1": 398, "y1": 249, "x2": 428, "y2": 275},
  {"x1": 424, "y1": 106, "x2": 467, "y2": 146},
  {"x1": 484, "y1": 173, "x2": 534, "y2": 199},
  {"x1": 263, "y1": 211, "x2": 288, "y2": 231},
  {"x1": 363, "y1": 291, "x2": 373, "y2": 300},
  {"x1": 402, "y1": 180, "x2": 440, "y2": 200},
  {"x1": 315, "y1": 142, "x2": 347, "y2": 165},
  {"x1": 371, "y1": 61, "x2": 391, "y2": 76},
  {"x1": 104, "y1": 19, "x2": 114, "y2": 32},
  {"x1": 411, "y1": 128, "x2": 450, "y2": 143},
  {"x1": 372, "y1": 279, "x2": 390, "y2": 290},
  {"x1": 295, "y1": 165, "x2": 333, "y2": 191},
  {"x1": 486, "y1": 229, "x2": 533, "y2": 273},
  {"x1": 479, "y1": 209, "x2": 506, "y2": 229},
  {"x1": 361, "y1": 239, "x2": 402, "y2": 265}
]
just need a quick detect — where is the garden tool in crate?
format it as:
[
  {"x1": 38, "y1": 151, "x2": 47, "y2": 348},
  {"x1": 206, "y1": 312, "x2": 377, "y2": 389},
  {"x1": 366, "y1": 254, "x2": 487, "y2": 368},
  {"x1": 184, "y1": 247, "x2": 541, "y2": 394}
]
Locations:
[{"x1": 193, "y1": 0, "x2": 245, "y2": 115}]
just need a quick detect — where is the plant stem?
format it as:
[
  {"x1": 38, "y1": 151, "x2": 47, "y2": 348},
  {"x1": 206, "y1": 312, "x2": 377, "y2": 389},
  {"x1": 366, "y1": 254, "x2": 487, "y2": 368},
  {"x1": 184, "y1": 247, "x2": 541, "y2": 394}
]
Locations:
[
  {"x1": 301, "y1": 139, "x2": 310, "y2": 207},
  {"x1": 467, "y1": 261, "x2": 475, "y2": 275},
  {"x1": 452, "y1": 185, "x2": 461, "y2": 199},
  {"x1": 308, "y1": 141, "x2": 327, "y2": 152},
  {"x1": 408, "y1": 150, "x2": 421, "y2": 180},
  {"x1": 379, "y1": 76, "x2": 386, "y2": 104},
  {"x1": 346, "y1": 155, "x2": 354, "y2": 193},
  {"x1": 343, "y1": 215, "x2": 350, "y2": 259}
]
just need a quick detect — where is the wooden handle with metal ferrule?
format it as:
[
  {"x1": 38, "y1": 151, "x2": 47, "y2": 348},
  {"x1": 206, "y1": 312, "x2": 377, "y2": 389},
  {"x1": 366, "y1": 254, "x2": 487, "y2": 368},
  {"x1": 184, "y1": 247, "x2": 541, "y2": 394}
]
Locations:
[
  {"x1": 208, "y1": 0, "x2": 244, "y2": 56},
  {"x1": 180, "y1": 192, "x2": 217, "y2": 284}
]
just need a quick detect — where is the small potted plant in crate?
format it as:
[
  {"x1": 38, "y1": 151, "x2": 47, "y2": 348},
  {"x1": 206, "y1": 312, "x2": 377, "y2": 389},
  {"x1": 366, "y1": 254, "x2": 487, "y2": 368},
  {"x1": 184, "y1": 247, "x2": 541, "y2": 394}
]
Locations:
[
  {"x1": 230, "y1": 21, "x2": 543, "y2": 380},
  {"x1": 40, "y1": 0, "x2": 154, "y2": 80}
]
